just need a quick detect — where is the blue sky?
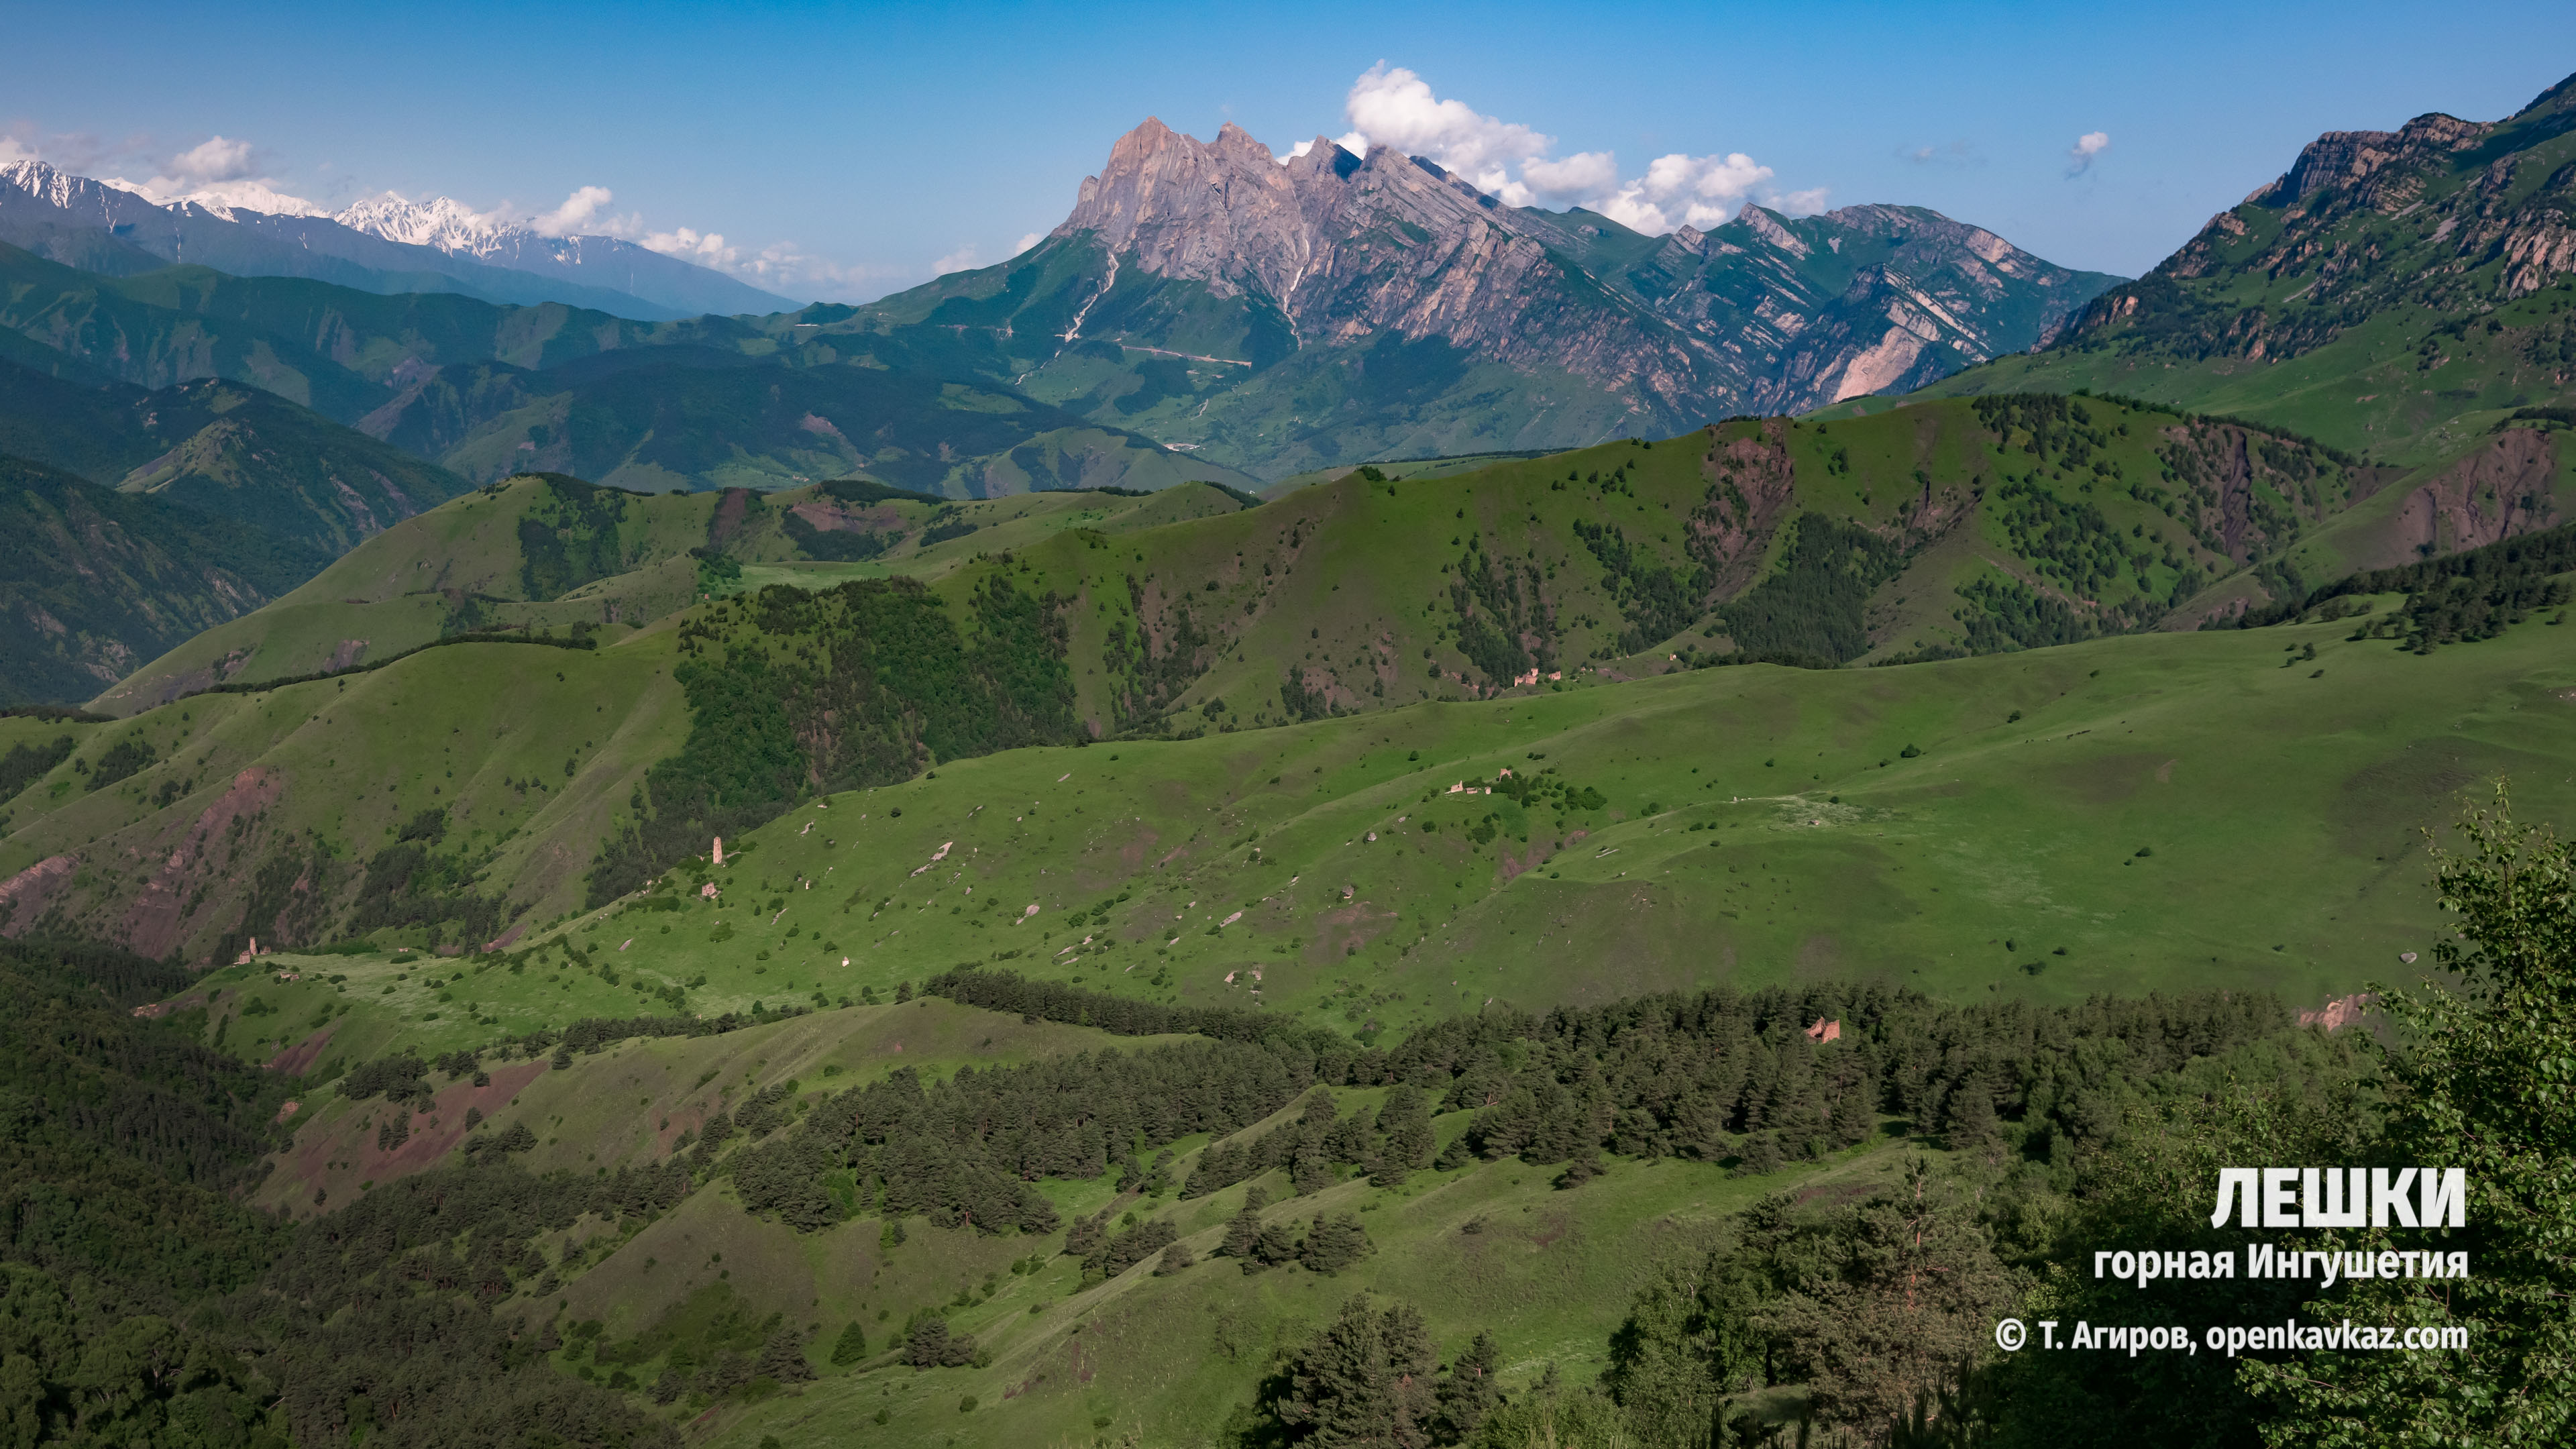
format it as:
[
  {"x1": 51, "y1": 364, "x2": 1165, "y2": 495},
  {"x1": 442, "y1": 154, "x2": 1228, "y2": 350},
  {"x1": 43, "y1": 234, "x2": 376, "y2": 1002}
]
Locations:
[{"x1": 8, "y1": 1, "x2": 2574, "y2": 303}]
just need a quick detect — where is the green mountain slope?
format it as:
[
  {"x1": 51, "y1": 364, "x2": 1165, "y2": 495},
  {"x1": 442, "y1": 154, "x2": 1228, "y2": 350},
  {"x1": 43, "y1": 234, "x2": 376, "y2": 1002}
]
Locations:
[
  {"x1": 0, "y1": 356, "x2": 473, "y2": 558},
  {"x1": 0, "y1": 454, "x2": 327, "y2": 704},
  {"x1": 7, "y1": 555, "x2": 2567, "y2": 1016},
  {"x1": 0, "y1": 239, "x2": 714, "y2": 419},
  {"x1": 363, "y1": 346, "x2": 1260, "y2": 498},
  {"x1": 91, "y1": 475, "x2": 1255, "y2": 712},
  {"x1": 0, "y1": 242, "x2": 1254, "y2": 503},
  {"x1": 1894, "y1": 71, "x2": 2576, "y2": 468}
]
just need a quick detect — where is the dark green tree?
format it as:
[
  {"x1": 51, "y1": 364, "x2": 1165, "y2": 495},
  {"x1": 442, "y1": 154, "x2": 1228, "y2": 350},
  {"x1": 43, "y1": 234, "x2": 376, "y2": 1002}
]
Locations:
[
  {"x1": 1267, "y1": 1295, "x2": 1437, "y2": 1446},
  {"x1": 828, "y1": 1321, "x2": 869, "y2": 1367},
  {"x1": 756, "y1": 1327, "x2": 814, "y2": 1384},
  {"x1": 1432, "y1": 1330, "x2": 1501, "y2": 1443},
  {"x1": 1298, "y1": 1213, "x2": 1371, "y2": 1275}
]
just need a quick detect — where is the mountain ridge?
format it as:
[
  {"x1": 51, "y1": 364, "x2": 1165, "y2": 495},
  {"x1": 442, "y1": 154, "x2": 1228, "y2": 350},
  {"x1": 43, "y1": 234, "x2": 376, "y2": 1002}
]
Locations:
[
  {"x1": 0, "y1": 160, "x2": 798, "y2": 320},
  {"x1": 847, "y1": 117, "x2": 2122, "y2": 478}
]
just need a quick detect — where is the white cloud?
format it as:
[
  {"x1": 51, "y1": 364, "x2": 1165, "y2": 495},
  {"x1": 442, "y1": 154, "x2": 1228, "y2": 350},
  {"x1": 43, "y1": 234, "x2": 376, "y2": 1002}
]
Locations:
[
  {"x1": 1014, "y1": 232, "x2": 1043, "y2": 255},
  {"x1": 0, "y1": 124, "x2": 121, "y2": 175},
  {"x1": 1334, "y1": 64, "x2": 1820, "y2": 234},
  {"x1": 932, "y1": 244, "x2": 981, "y2": 275},
  {"x1": 532, "y1": 184, "x2": 618, "y2": 237},
  {"x1": 1521, "y1": 150, "x2": 1619, "y2": 200},
  {"x1": 97, "y1": 133, "x2": 327, "y2": 215},
  {"x1": 2067, "y1": 131, "x2": 2110, "y2": 176},
  {"x1": 642, "y1": 225, "x2": 739, "y2": 269},
  {"x1": 1593, "y1": 150, "x2": 1810, "y2": 232},
  {"x1": 1340, "y1": 62, "x2": 1552, "y2": 205},
  {"x1": 1770, "y1": 186, "x2": 1831, "y2": 217},
  {"x1": 1901, "y1": 140, "x2": 1981, "y2": 168},
  {"x1": 167, "y1": 134, "x2": 258, "y2": 183},
  {"x1": 1277, "y1": 138, "x2": 1316, "y2": 166}
]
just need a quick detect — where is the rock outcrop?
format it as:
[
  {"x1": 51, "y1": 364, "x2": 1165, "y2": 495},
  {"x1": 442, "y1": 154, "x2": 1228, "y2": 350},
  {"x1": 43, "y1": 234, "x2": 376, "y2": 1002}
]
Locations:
[{"x1": 872, "y1": 118, "x2": 2121, "y2": 476}]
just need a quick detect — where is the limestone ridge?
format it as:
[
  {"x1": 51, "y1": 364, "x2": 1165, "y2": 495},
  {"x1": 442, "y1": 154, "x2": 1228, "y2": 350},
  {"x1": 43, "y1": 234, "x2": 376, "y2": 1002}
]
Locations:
[
  {"x1": 1053, "y1": 117, "x2": 2121, "y2": 409},
  {"x1": 877, "y1": 117, "x2": 2122, "y2": 474}
]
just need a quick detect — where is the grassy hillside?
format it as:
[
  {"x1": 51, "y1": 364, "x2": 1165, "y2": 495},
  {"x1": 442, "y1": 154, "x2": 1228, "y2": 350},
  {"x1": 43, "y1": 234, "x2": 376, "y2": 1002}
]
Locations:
[
  {"x1": 93, "y1": 476, "x2": 1254, "y2": 712},
  {"x1": 149, "y1": 928, "x2": 2362, "y2": 1448},
  {"x1": 995, "y1": 398, "x2": 2372, "y2": 735},
  {"x1": 0, "y1": 453, "x2": 328, "y2": 704},
  {"x1": 11, "y1": 558, "x2": 2569, "y2": 1017}
]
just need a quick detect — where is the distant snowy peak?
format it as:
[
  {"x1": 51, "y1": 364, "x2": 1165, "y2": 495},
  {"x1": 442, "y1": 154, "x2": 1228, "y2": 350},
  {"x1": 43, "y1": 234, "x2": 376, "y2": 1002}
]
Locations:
[
  {"x1": 0, "y1": 159, "x2": 94, "y2": 211},
  {"x1": 335, "y1": 194, "x2": 525, "y2": 256},
  {"x1": 0, "y1": 160, "x2": 801, "y2": 315},
  {"x1": 157, "y1": 179, "x2": 329, "y2": 219}
]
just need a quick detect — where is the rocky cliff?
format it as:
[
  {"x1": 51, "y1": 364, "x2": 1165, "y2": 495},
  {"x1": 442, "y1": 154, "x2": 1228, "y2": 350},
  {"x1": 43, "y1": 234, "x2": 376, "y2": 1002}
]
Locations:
[{"x1": 860, "y1": 119, "x2": 2121, "y2": 476}]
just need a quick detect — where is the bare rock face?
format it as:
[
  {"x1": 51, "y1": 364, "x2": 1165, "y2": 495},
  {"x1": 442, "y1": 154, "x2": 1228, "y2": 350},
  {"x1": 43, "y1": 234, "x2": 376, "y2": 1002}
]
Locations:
[
  {"x1": 1056, "y1": 119, "x2": 1726, "y2": 415},
  {"x1": 883, "y1": 118, "x2": 2123, "y2": 472}
]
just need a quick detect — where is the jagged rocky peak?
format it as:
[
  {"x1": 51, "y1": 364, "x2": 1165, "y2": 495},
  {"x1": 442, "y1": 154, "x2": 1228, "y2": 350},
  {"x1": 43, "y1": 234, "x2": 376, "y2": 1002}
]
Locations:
[
  {"x1": 989, "y1": 113, "x2": 2121, "y2": 439},
  {"x1": 1059, "y1": 119, "x2": 1379, "y2": 299}
]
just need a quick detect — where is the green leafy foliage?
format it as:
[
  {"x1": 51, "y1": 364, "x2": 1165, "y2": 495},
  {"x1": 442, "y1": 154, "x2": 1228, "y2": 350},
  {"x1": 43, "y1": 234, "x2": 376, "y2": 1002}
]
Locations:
[{"x1": 2241, "y1": 787, "x2": 2576, "y2": 1443}]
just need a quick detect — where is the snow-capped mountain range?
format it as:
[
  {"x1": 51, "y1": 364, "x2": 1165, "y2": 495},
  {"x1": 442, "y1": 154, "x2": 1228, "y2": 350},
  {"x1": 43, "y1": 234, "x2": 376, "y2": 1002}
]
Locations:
[{"x1": 0, "y1": 160, "x2": 798, "y2": 320}]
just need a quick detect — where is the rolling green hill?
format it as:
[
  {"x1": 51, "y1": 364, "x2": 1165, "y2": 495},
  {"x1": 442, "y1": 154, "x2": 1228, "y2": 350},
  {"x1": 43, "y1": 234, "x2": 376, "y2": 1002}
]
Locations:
[
  {"x1": 8, "y1": 549, "x2": 2568, "y2": 1016},
  {"x1": 0, "y1": 353, "x2": 476, "y2": 555},
  {"x1": 0, "y1": 352, "x2": 475, "y2": 705},
  {"x1": 91, "y1": 474, "x2": 1256, "y2": 712}
]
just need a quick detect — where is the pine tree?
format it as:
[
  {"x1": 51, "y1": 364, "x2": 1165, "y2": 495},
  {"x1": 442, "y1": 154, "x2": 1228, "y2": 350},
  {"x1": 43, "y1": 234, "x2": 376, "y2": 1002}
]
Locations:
[
  {"x1": 1267, "y1": 1295, "x2": 1438, "y2": 1445},
  {"x1": 1760, "y1": 1156, "x2": 2011, "y2": 1431},
  {"x1": 1831, "y1": 1071, "x2": 1878, "y2": 1147},
  {"x1": 1298, "y1": 1212, "x2": 1371, "y2": 1275},
  {"x1": 756, "y1": 1326, "x2": 814, "y2": 1384},
  {"x1": 1291, "y1": 1148, "x2": 1334, "y2": 1196},
  {"x1": 829, "y1": 1321, "x2": 869, "y2": 1366},
  {"x1": 1380, "y1": 1083, "x2": 1436, "y2": 1169},
  {"x1": 1734, "y1": 1130, "x2": 1783, "y2": 1177},
  {"x1": 1255, "y1": 1220, "x2": 1299, "y2": 1268},
  {"x1": 1433, "y1": 1330, "x2": 1503, "y2": 1443},
  {"x1": 904, "y1": 1316, "x2": 950, "y2": 1368},
  {"x1": 1943, "y1": 1074, "x2": 2001, "y2": 1159},
  {"x1": 1222, "y1": 1205, "x2": 1264, "y2": 1259},
  {"x1": 1155, "y1": 1241, "x2": 1195, "y2": 1275}
]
